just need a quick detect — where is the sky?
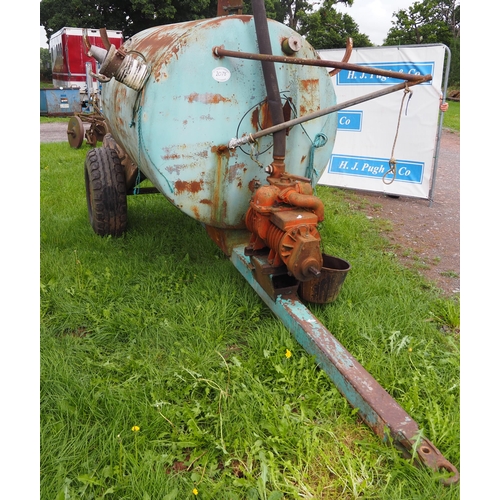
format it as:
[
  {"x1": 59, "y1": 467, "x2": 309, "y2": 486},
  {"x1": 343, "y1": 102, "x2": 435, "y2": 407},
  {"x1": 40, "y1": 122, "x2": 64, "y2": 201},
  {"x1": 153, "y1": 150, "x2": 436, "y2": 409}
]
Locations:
[
  {"x1": 40, "y1": 0, "x2": 415, "y2": 47},
  {"x1": 335, "y1": 0, "x2": 415, "y2": 45}
]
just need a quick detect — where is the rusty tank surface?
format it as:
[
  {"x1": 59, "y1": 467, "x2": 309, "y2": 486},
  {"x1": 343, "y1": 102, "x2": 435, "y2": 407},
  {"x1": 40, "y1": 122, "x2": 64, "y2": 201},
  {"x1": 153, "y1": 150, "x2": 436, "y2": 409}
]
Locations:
[
  {"x1": 98, "y1": 15, "x2": 336, "y2": 229},
  {"x1": 84, "y1": 3, "x2": 340, "y2": 281}
]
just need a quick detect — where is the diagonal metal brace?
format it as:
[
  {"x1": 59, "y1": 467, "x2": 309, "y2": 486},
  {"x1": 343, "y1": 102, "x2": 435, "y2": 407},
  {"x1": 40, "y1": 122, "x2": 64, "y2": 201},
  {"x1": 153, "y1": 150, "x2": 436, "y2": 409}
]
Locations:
[{"x1": 230, "y1": 245, "x2": 459, "y2": 486}]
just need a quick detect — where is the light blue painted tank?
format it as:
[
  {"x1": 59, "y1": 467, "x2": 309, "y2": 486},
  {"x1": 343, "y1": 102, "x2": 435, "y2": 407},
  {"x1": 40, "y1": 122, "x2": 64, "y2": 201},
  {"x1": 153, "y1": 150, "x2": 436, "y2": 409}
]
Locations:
[{"x1": 101, "y1": 15, "x2": 337, "y2": 229}]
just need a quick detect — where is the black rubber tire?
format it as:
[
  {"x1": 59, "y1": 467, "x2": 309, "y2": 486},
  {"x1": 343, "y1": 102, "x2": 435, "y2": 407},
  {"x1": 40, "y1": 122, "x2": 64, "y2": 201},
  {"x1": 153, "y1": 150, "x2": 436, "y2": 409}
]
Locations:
[{"x1": 84, "y1": 147, "x2": 127, "y2": 237}]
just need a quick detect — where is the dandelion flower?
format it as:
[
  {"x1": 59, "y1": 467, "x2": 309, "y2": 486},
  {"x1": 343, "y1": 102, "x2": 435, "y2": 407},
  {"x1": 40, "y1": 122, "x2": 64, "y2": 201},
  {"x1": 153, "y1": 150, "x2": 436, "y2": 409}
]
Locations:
[
  {"x1": 193, "y1": 488, "x2": 198, "y2": 495},
  {"x1": 285, "y1": 349, "x2": 292, "y2": 358},
  {"x1": 408, "y1": 348, "x2": 413, "y2": 352},
  {"x1": 131, "y1": 425, "x2": 140, "y2": 432}
]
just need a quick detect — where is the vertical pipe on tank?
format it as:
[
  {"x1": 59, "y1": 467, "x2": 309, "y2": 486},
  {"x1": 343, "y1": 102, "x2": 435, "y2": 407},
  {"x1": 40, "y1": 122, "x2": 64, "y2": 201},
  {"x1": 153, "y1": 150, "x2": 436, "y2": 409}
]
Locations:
[{"x1": 251, "y1": 0, "x2": 287, "y2": 176}]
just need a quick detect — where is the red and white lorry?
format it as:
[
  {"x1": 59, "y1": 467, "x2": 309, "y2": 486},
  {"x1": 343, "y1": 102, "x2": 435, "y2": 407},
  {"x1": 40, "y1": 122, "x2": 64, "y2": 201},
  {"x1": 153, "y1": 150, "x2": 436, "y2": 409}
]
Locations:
[{"x1": 49, "y1": 27, "x2": 124, "y2": 110}]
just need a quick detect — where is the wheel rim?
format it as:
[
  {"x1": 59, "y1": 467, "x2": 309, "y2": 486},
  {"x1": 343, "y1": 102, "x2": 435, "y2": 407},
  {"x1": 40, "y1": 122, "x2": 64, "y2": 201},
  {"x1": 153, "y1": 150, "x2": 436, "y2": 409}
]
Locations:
[{"x1": 67, "y1": 116, "x2": 84, "y2": 149}]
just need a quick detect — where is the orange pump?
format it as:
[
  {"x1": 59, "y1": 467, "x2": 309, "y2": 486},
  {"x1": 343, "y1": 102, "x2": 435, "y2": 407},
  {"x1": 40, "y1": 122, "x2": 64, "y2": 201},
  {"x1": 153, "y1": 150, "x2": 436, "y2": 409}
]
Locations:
[{"x1": 244, "y1": 174, "x2": 324, "y2": 281}]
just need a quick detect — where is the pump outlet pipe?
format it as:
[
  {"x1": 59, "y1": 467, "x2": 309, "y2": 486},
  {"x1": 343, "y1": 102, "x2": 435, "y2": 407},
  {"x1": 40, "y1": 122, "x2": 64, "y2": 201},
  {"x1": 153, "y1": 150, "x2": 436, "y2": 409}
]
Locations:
[{"x1": 251, "y1": 0, "x2": 287, "y2": 176}]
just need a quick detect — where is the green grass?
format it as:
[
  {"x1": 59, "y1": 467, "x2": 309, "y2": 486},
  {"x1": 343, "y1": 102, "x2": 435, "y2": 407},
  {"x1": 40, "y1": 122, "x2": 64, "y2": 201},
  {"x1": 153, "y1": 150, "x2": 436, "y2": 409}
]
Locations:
[
  {"x1": 40, "y1": 115, "x2": 71, "y2": 124},
  {"x1": 41, "y1": 80, "x2": 55, "y2": 89},
  {"x1": 442, "y1": 101, "x2": 459, "y2": 132},
  {"x1": 40, "y1": 142, "x2": 459, "y2": 499}
]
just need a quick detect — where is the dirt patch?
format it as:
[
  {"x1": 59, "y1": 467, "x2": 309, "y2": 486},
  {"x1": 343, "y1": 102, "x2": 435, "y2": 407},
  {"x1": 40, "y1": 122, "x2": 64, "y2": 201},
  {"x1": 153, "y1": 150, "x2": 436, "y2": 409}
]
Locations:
[{"x1": 343, "y1": 128, "x2": 460, "y2": 297}]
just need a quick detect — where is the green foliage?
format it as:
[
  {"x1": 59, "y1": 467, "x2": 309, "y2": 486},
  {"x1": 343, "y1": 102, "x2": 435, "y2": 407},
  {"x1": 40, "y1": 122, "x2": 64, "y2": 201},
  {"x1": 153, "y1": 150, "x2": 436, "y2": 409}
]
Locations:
[
  {"x1": 40, "y1": 116, "x2": 71, "y2": 124},
  {"x1": 264, "y1": 0, "x2": 353, "y2": 30},
  {"x1": 447, "y1": 36, "x2": 460, "y2": 87},
  {"x1": 384, "y1": 1, "x2": 460, "y2": 87},
  {"x1": 40, "y1": 0, "x2": 219, "y2": 39},
  {"x1": 297, "y1": 6, "x2": 372, "y2": 49},
  {"x1": 41, "y1": 141, "x2": 459, "y2": 498},
  {"x1": 385, "y1": 0, "x2": 460, "y2": 46},
  {"x1": 40, "y1": 47, "x2": 52, "y2": 81},
  {"x1": 429, "y1": 296, "x2": 460, "y2": 333},
  {"x1": 40, "y1": 0, "x2": 363, "y2": 47}
]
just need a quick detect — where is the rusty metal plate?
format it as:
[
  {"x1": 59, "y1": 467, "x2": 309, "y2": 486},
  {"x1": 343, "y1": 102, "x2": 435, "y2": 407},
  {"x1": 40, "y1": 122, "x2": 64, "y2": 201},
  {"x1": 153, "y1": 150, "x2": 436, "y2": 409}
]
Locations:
[{"x1": 67, "y1": 116, "x2": 84, "y2": 149}]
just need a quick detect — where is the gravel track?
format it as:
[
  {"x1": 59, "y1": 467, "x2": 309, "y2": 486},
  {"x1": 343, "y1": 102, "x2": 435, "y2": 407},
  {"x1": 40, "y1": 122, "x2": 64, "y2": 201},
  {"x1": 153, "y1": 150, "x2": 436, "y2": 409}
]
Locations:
[{"x1": 344, "y1": 129, "x2": 460, "y2": 296}]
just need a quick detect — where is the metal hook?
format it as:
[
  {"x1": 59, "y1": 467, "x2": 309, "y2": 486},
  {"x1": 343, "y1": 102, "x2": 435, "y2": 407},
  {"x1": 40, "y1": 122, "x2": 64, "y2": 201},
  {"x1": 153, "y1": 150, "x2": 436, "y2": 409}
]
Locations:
[{"x1": 329, "y1": 38, "x2": 353, "y2": 77}]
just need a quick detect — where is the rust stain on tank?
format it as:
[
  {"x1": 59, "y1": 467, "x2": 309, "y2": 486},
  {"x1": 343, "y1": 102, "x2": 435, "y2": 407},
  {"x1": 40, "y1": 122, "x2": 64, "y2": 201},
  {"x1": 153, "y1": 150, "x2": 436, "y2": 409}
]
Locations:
[
  {"x1": 251, "y1": 100, "x2": 273, "y2": 131},
  {"x1": 175, "y1": 180, "x2": 204, "y2": 194},
  {"x1": 301, "y1": 79, "x2": 319, "y2": 91},
  {"x1": 118, "y1": 86, "x2": 127, "y2": 99},
  {"x1": 162, "y1": 144, "x2": 187, "y2": 161},
  {"x1": 212, "y1": 145, "x2": 230, "y2": 157},
  {"x1": 210, "y1": 143, "x2": 234, "y2": 224},
  {"x1": 204, "y1": 15, "x2": 252, "y2": 28},
  {"x1": 116, "y1": 116, "x2": 125, "y2": 129},
  {"x1": 114, "y1": 86, "x2": 128, "y2": 118},
  {"x1": 251, "y1": 107, "x2": 260, "y2": 131},
  {"x1": 248, "y1": 179, "x2": 260, "y2": 192},
  {"x1": 200, "y1": 199, "x2": 213, "y2": 205},
  {"x1": 228, "y1": 162, "x2": 246, "y2": 184},
  {"x1": 236, "y1": 15, "x2": 252, "y2": 23},
  {"x1": 162, "y1": 147, "x2": 181, "y2": 161},
  {"x1": 260, "y1": 101, "x2": 273, "y2": 130},
  {"x1": 186, "y1": 93, "x2": 231, "y2": 104},
  {"x1": 134, "y1": 29, "x2": 181, "y2": 54},
  {"x1": 252, "y1": 99, "x2": 292, "y2": 134},
  {"x1": 166, "y1": 165, "x2": 182, "y2": 175},
  {"x1": 299, "y1": 78, "x2": 320, "y2": 115},
  {"x1": 128, "y1": 26, "x2": 189, "y2": 81}
]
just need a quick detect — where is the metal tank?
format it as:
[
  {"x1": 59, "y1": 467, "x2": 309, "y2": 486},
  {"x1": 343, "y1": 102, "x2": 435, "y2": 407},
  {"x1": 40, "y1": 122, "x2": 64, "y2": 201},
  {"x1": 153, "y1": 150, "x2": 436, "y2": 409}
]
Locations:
[
  {"x1": 83, "y1": 0, "x2": 434, "y2": 280},
  {"x1": 83, "y1": 1, "x2": 432, "y2": 279},
  {"x1": 97, "y1": 16, "x2": 337, "y2": 230}
]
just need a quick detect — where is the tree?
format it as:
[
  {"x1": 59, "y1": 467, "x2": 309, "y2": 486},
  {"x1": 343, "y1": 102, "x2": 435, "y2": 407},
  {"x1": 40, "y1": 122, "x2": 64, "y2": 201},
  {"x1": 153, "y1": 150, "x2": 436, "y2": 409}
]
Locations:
[
  {"x1": 40, "y1": 48, "x2": 52, "y2": 81},
  {"x1": 240, "y1": 1, "x2": 367, "y2": 48},
  {"x1": 384, "y1": 0, "x2": 459, "y2": 46},
  {"x1": 384, "y1": 0, "x2": 459, "y2": 86},
  {"x1": 40, "y1": 0, "x2": 219, "y2": 40},
  {"x1": 269, "y1": 0, "x2": 353, "y2": 30},
  {"x1": 40, "y1": 0, "x2": 359, "y2": 41},
  {"x1": 297, "y1": 5, "x2": 371, "y2": 49}
]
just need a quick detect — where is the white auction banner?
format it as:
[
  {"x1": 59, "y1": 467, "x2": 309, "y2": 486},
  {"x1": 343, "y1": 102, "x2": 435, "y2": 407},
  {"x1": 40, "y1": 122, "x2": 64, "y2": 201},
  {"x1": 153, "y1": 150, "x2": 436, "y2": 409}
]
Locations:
[{"x1": 318, "y1": 44, "x2": 447, "y2": 198}]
